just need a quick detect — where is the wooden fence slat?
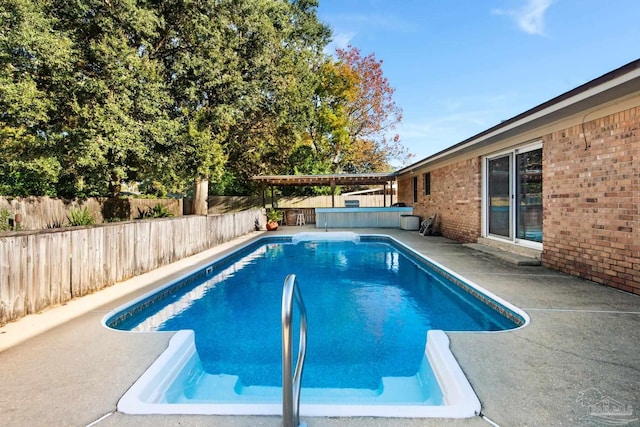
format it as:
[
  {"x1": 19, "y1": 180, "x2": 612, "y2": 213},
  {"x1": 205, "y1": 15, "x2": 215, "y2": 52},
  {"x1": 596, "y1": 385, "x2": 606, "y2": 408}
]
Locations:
[
  {"x1": 70, "y1": 229, "x2": 85, "y2": 297},
  {"x1": 88, "y1": 227, "x2": 105, "y2": 293},
  {"x1": 0, "y1": 238, "x2": 9, "y2": 321},
  {"x1": 25, "y1": 235, "x2": 37, "y2": 314},
  {"x1": 170, "y1": 218, "x2": 181, "y2": 261},
  {"x1": 47, "y1": 233, "x2": 60, "y2": 306},
  {"x1": 134, "y1": 221, "x2": 150, "y2": 276},
  {"x1": 57, "y1": 231, "x2": 72, "y2": 304},
  {"x1": 102, "y1": 226, "x2": 116, "y2": 288},
  {"x1": 113, "y1": 225, "x2": 124, "y2": 282},
  {"x1": 149, "y1": 221, "x2": 160, "y2": 270},
  {"x1": 0, "y1": 236, "x2": 27, "y2": 322},
  {"x1": 122, "y1": 223, "x2": 136, "y2": 281},
  {"x1": 36, "y1": 234, "x2": 49, "y2": 312}
]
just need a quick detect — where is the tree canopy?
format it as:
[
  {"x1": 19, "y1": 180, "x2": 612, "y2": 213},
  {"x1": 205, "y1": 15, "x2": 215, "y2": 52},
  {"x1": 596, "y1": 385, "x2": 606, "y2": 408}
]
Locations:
[{"x1": 0, "y1": 0, "x2": 409, "y2": 200}]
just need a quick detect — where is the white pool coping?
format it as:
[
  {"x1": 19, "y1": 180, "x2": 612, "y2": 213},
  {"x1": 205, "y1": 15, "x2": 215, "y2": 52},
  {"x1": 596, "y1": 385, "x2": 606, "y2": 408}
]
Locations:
[
  {"x1": 116, "y1": 329, "x2": 480, "y2": 418},
  {"x1": 107, "y1": 232, "x2": 531, "y2": 419}
]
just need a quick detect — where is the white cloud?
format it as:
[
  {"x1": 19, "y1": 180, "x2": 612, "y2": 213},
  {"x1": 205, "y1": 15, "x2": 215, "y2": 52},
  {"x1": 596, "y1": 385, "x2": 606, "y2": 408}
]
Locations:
[
  {"x1": 493, "y1": 0, "x2": 555, "y2": 36},
  {"x1": 397, "y1": 93, "x2": 519, "y2": 160},
  {"x1": 400, "y1": 110, "x2": 489, "y2": 141},
  {"x1": 329, "y1": 12, "x2": 416, "y2": 34},
  {"x1": 398, "y1": 112, "x2": 489, "y2": 160},
  {"x1": 327, "y1": 31, "x2": 357, "y2": 52},
  {"x1": 321, "y1": 10, "x2": 416, "y2": 54}
]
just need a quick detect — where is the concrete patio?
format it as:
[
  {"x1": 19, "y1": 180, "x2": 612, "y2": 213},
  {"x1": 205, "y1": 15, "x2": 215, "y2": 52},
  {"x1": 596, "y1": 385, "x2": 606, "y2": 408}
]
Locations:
[{"x1": 1, "y1": 226, "x2": 639, "y2": 426}]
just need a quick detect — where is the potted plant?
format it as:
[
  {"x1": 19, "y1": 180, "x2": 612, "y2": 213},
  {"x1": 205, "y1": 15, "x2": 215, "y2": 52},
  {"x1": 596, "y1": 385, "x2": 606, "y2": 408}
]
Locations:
[{"x1": 266, "y1": 209, "x2": 283, "y2": 231}]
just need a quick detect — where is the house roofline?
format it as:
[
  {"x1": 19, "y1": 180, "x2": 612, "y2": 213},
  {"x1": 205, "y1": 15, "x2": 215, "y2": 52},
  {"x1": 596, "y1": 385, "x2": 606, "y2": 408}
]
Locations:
[
  {"x1": 250, "y1": 172, "x2": 396, "y2": 186},
  {"x1": 397, "y1": 58, "x2": 640, "y2": 174}
]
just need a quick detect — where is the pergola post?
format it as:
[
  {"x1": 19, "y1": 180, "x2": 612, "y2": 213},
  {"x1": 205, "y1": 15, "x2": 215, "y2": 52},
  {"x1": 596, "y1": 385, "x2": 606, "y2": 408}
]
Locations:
[
  {"x1": 383, "y1": 183, "x2": 387, "y2": 207},
  {"x1": 391, "y1": 179, "x2": 395, "y2": 205},
  {"x1": 330, "y1": 179, "x2": 336, "y2": 207},
  {"x1": 270, "y1": 185, "x2": 275, "y2": 208}
]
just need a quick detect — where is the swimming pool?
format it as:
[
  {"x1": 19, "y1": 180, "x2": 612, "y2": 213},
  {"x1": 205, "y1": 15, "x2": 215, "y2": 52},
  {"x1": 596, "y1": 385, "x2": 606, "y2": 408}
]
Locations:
[{"x1": 104, "y1": 232, "x2": 528, "y2": 418}]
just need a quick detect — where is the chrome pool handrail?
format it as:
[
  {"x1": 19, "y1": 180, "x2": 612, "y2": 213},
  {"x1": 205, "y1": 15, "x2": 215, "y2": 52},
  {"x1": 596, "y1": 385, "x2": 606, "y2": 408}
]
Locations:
[{"x1": 282, "y1": 274, "x2": 308, "y2": 427}]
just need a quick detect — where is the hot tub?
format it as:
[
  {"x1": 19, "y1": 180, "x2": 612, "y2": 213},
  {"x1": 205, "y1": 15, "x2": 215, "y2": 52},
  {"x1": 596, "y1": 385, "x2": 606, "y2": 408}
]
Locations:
[{"x1": 315, "y1": 207, "x2": 413, "y2": 228}]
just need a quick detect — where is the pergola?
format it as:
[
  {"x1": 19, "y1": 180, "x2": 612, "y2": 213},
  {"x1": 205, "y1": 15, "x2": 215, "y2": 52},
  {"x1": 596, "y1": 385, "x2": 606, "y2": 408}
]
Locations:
[{"x1": 251, "y1": 173, "x2": 398, "y2": 207}]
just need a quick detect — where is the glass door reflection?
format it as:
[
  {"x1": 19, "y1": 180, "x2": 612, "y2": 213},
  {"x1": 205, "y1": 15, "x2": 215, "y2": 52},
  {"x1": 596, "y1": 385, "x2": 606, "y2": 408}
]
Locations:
[
  {"x1": 516, "y1": 149, "x2": 543, "y2": 243},
  {"x1": 487, "y1": 155, "x2": 511, "y2": 239}
]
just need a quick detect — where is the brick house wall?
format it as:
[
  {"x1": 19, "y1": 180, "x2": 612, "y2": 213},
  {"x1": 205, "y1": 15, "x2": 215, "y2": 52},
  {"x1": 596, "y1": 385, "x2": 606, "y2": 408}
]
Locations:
[
  {"x1": 397, "y1": 105, "x2": 639, "y2": 293},
  {"x1": 397, "y1": 157, "x2": 482, "y2": 243},
  {"x1": 543, "y1": 105, "x2": 640, "y2": 294}
]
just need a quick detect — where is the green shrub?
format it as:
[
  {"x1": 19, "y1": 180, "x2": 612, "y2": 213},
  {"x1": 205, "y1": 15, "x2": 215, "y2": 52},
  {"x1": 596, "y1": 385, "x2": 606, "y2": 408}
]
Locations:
[
  {"x1": 67, "y1": 207, "x2": 95, "y2": 226},
  {"x1": 0, "y1": 209, "x2": 23, "y2": 231},
  {"x1": 266, "y1": 209, "x2": 283, "y2": 223},
  {"x1": 151, "y1": 203, "x2": 173, "y2": 218},
  {"x1": 0, "y1": 209, "x2": 11, "y2": 231},
  {"x1": 136, "y1": 203, "x2": 173, "y2": 219}
]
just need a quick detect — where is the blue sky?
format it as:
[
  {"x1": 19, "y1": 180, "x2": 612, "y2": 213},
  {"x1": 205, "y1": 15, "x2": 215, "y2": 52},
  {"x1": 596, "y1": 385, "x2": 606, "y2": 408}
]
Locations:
[{"x1": 316, "y1": 0, "x2": 640, "y2": 165}]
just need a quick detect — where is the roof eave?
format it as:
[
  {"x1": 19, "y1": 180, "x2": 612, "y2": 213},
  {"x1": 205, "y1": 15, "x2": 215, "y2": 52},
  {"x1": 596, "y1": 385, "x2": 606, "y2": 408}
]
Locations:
[{"x1": 250, "y1": 173, "x2": 397, "y2": 186}]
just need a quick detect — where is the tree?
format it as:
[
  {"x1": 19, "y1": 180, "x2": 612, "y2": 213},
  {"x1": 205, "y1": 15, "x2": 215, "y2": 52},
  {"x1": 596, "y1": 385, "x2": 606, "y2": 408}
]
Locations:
[
  {"x1": 0, "y1": 0, "x2": 349, "y2": 202},
  {"x1": 219, "y1": 0, "x2": 331, "y2": 194},
  {"x1": 51, "y1": 0, "x2": 175, "y2": 197},
  {"x1": 0, "y1": 0, "x2": 73, "y2": 195},
  {"x1": 305, "y1": 58, "x2": 359, "y2": 174},
  {"x1": 150, "y1": 0, "x2": 330, "y2": 209},
  {"x1": 1, "y1": 0, "x2": 179, "y2": 197},
  {"x1": 305, "y1": 46, "x2": 410, "y2": 176}
]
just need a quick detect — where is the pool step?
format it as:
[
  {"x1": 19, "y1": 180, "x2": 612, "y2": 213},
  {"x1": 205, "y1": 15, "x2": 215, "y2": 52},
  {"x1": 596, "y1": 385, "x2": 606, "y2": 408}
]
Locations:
[
  {"x1": 118, "y1": 330, "x2": 481, "y2": 417},
  {"x1": 176, "y1": 372, "x2": 439, "y2": 405},
  {"x1": 464, "y1": 238, "x2": 541, "y2": 266}
]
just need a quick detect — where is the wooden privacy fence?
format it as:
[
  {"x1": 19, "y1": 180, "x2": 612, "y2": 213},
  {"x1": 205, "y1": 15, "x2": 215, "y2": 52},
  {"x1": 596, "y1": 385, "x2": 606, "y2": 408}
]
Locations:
[
  {"x1": 0, "y1": 196, "x2": 183, "y2": 231},
  {"x1": 0, "y1": 209, "x2": 264, "y2": 326}
]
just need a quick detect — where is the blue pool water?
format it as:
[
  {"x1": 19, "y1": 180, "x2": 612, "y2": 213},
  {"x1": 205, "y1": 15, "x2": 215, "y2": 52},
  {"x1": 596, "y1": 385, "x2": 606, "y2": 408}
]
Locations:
[{"x1": 109, "y1": 235, "x2": 522, "y2": 396}]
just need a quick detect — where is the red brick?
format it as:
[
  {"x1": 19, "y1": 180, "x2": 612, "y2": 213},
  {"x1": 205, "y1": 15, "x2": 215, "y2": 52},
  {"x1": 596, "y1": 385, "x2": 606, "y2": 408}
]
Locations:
[{"x1": 399, "y1": 105, "x2": 640, "y2": 291}]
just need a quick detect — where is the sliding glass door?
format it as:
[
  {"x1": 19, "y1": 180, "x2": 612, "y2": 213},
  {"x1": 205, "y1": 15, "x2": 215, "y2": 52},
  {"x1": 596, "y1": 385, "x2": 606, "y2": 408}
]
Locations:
[
  {"x1": 516, "y1": 149, "x2": 543, "y2": 243},
  {"x1": 487, "y1": 154, "x2": 512, "y2": 238},
  {"x1": 485, "y1": 144, "x2": 543, "y2": 247}
]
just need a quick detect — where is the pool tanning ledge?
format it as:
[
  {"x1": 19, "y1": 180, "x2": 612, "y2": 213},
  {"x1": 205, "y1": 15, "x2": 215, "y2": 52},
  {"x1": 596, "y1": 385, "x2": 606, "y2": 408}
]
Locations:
[{"x1": 116, "y1": 329, "x2": 480, "y2": 418}]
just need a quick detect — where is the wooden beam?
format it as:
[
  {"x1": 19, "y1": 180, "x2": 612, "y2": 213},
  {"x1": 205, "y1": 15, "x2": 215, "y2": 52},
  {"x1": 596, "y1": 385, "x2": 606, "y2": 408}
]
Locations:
[
  {"x1": 270, "y1": 185, "x2": 274, "y2": 208},
  {"x1": 391, "y1": 179, "x2": 395, "y2": 205},
  {"x1": 330, "y1": 179, "x2": 336, "y2": 208},
  {"x1": 383, "y1": 183, "x2": 387, "y2": 207}
]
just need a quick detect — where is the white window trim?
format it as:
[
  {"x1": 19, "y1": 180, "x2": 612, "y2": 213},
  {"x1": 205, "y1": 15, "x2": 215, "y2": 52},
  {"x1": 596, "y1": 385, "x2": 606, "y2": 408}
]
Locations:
[{"x1": 482, "y1": 142, "x2": 543, "y2": 250}]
